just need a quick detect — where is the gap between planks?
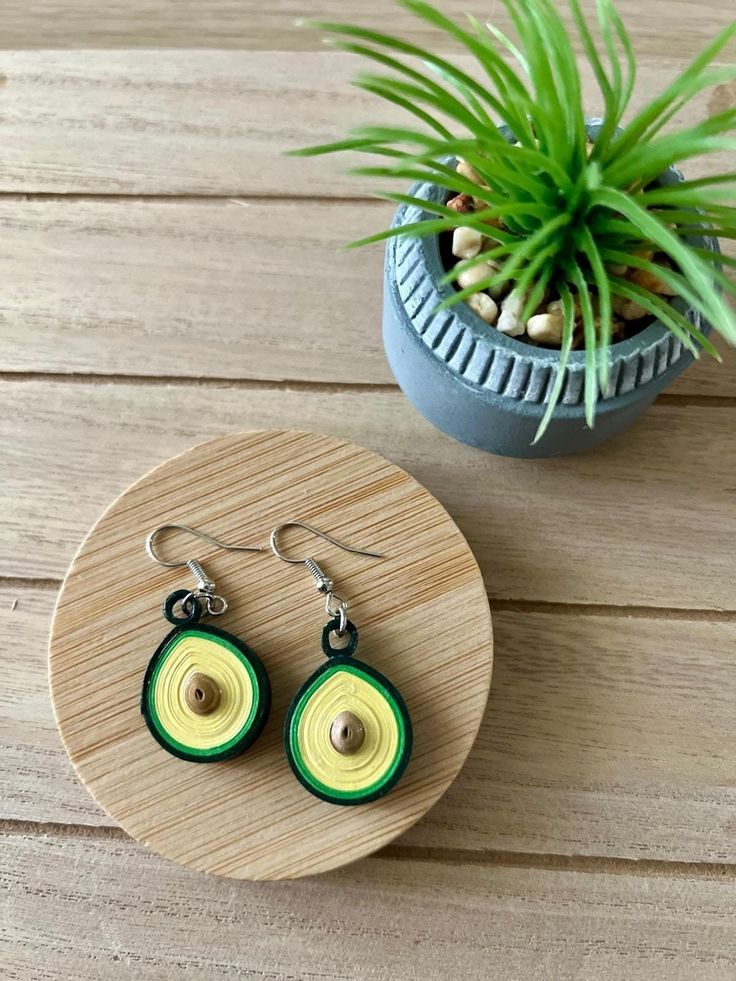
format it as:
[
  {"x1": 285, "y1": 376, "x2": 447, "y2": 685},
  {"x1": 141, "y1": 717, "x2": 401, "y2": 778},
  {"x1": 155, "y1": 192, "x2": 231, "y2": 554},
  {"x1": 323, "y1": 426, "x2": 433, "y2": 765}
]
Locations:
[
  {"x1": 0, "y1": 192, "x2": 381, "y2": 204},
  {"x1": 1, "y1": 818, "x2": 734, "y2": 881},
  {"x1": 4, "y1": 575, "x2": 736, "y2": 621},
  {"x1": 1, "y1": 371, "x2": 735, "y2": 408},
  {"x1": 0, "y1": 371, "x2": 398, "y2": 394}
]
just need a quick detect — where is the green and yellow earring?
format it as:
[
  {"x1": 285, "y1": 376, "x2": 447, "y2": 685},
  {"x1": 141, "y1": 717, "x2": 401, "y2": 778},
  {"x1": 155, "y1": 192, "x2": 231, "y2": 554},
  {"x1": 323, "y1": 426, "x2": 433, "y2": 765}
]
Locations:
[
  {"x1": 272, "y1": 522, "x2": 412, "y2": 806},
  {"x1": 141, "y1": 524, "x2": 271, "y2": 763}
]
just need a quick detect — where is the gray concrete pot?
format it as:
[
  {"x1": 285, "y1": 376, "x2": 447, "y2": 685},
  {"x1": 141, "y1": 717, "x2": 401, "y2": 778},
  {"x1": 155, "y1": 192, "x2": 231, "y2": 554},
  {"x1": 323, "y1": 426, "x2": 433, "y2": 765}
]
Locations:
[{"x1": 382, "y1": 133, "x2": 719, "y2": 458}]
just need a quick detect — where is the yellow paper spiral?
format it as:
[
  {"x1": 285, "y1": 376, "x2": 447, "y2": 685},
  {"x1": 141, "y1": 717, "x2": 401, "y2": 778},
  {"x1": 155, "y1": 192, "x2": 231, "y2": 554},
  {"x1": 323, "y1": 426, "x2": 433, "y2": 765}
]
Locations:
[
  {"x1": 295, "y1": 668, "x2": 401, "y2": 795},
  {"x1": 150, "y1": 631, "x2": 256, "y2": 755}
]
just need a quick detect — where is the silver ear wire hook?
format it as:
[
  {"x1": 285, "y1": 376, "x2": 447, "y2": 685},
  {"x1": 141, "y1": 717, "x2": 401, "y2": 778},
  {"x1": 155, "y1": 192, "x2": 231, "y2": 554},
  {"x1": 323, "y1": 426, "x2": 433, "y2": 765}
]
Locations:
[
  {"x1": 269, "y1": 521, "x2": 383, "y2": 635},
  {"x1": 145, "y1": 523, "x2": 263, "y2": 567},
  {"x1": 145, "y1": 523, "x2": 263, "y2": 617}
]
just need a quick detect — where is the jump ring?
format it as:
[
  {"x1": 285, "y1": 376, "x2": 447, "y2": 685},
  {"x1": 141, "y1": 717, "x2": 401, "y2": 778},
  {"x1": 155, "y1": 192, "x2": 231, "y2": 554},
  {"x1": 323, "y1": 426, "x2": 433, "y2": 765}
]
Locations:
[
  {"x1": 163, "y1": 589, "x2": 202, "y2": 626},
  {"x1": 321, "y1": 617, "x2": 359, "y2": 658},
  {"x1": 206, "y1": 594, "x2": 228, "y2": 616}
]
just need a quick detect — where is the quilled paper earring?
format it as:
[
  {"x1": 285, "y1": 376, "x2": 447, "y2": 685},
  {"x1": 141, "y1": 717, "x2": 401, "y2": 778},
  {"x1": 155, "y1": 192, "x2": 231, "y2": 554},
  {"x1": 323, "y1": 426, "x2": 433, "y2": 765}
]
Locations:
[
  {"x1": 141, "y1": 524, "x2": 271, "y2": 763},
  {"x1": 272, "y1": 522, "x2": 412, "y2": 806}
]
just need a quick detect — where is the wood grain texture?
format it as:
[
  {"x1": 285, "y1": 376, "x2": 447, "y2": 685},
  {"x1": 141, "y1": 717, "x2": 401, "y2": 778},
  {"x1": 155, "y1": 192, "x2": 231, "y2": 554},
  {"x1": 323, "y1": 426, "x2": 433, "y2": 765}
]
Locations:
[
  {"x1": 0, "y1": 0, "x2": 733, "y2": 54},
  {"x1": 0, "y1": 585, "x2": 107, "y2": 827},
  {"x1": 49, "y1": 430, "x2": 492, "y2": 879},
  {"x1": 2, "y1": 380, "x2": 735, "y2": 610},
  {"x1": 0, "y1": 198, "x2": 393, "y2": 385},
  {"x1": 6, "y1": 584, "x2": 736, "y2": 863},
  {"x1": 0, "y1": 50, "x2": 730, "y2": 195},
  {"x1": 411, "y1": 609, "x2": 736, "y2": 861},
  {"x1": 2, "y1": 830, "x2": 736, "y2": 981},
  {"x1": 0, "y1": 196, "x2": 732, "y2": 394}
]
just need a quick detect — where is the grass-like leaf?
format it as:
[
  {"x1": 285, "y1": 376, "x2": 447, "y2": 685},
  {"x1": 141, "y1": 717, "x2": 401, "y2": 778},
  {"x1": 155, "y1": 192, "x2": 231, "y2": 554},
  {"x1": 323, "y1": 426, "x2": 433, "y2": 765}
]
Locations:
[
  {"x1": 570, "y1": 261, "x2": 599, "y2": 427},
  {"x1": 580, "y1": 227, "x2": 613, "y2": 392},
  {"x1": 533, "y1": 283, "x2": 577, "y2": 444}
]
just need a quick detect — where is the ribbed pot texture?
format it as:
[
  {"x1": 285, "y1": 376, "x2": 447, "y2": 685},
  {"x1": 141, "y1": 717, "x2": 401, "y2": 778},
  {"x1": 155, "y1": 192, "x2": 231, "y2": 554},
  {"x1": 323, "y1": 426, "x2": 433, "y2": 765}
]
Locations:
[{"x1": 382, "y1": 125, "x2": 719, "y2": 458}]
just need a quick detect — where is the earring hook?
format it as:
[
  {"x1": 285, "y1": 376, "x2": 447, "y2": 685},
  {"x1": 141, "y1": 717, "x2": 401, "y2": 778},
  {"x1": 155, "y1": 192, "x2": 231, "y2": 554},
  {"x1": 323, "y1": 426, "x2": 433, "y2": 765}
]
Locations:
[
  {"x1": 269, "y1": 521, "x2": 383, "y2": 565},
  {"x1": 146, "y1": 523, "x2": 264, "y2": 568},
  {"x1": 145, "y1": 523, "x2": 263, "y2": 618},
  {"x1": 269, "y1": 521, "x2": 383, "y2": 635}
]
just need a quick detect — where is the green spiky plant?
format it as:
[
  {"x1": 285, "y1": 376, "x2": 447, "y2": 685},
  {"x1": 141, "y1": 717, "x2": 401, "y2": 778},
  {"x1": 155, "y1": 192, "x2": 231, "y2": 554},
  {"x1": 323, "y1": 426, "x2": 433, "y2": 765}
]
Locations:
[{"x1": 290, "y1": 0, "x2": 736, "y2": 441}]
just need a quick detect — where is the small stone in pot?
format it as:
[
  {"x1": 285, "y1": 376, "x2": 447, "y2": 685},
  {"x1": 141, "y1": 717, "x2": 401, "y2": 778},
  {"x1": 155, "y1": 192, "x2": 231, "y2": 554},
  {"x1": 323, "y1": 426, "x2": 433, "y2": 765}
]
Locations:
[
  {"x1": 452, "y1": 226, "x2": 484, "y2": 259},
  {"x1": 548, "y1": 296, "x2": 585, "y2": 323},
  {"x1": 456, "y1": 158, "x2": 492, "y2": 211},
  {"x1": 467, "y1": 291, "x2": 499, "y2": 324},
  {"x1": 497, "y1": 289, "x2": 527, "y2": 337},
  {"x1": 455, "y1": 257, "x2": 508, "y2": 298},
  {"x1": 477, "y1": 258, "x2": 509, "y2": 299},
  {"x1": 447, "y1": 193, "x2": 474, "y2": 213},
  {"x1": 527, "y1": 310, "x2": 565, "y2": 344},
  {"x1": 456, "y1": 259, "x2": 497, "y2": 291},
  {"x1": 612, "y1": 295, "x2": 649, "y2": 320},
  {"x1": 456, "y1": 159, "x2": 484, "y2": 186},
  {"x1": 629, "y1": 266, "x2": 676, "y2": 296}
]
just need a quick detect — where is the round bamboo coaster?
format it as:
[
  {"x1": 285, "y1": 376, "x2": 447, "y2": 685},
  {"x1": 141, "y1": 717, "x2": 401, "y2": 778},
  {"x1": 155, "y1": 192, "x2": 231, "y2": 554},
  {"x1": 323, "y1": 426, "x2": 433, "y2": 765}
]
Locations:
[{"x1": 49, "y1": 430, "x2": 493, "y2": 879}]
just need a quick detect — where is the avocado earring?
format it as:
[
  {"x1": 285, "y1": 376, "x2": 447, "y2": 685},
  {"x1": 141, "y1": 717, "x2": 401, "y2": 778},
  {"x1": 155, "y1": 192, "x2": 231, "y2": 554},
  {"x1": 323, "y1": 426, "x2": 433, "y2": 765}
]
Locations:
[
  {"x1": 141, "y1": 524, "x2": 271, "y2": 763},
  {"x1": 271, "y1": 522, "x2": 412, "y2": 806}
]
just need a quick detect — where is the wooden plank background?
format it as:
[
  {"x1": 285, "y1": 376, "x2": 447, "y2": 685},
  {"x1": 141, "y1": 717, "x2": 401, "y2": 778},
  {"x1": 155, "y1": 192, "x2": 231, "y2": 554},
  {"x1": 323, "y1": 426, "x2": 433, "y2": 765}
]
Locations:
[
  {"x1": 0, "y1": 0, "x2": 733, "y2": 53},
  {"x1": 3, "y1": 831, "x2": 735, "y2": 981},
  {"x1": 2, "y1": 2, "x2": 736, "y2": 977}
]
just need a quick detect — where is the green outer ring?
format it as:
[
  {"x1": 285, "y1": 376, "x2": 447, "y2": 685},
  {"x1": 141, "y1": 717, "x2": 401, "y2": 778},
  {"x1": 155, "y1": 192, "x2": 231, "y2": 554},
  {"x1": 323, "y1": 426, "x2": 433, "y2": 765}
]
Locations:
[
  {"x1": 284, "y1": 655, "x2": 413, "y2": 805},
  {"x1": 141, "y1": 623, "x2": 271, "y2": 763}
]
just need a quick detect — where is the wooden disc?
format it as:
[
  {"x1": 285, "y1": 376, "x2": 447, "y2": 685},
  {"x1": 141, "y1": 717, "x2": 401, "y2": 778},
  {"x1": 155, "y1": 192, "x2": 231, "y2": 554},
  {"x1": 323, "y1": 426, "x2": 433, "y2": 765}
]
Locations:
[{"x1": 49, "y1": 431, "x2": 493, "y2": 879}]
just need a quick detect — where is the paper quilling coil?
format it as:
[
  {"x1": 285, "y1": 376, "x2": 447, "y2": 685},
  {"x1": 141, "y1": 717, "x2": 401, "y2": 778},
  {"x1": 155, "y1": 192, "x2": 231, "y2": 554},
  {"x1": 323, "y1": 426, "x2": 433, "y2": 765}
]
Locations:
[
  {"x1": 141, "y1": 624, "x2": 270, "y2": 762},
  {"x1": 285, "y1": 656, "x2": 412, "y2": 805}
]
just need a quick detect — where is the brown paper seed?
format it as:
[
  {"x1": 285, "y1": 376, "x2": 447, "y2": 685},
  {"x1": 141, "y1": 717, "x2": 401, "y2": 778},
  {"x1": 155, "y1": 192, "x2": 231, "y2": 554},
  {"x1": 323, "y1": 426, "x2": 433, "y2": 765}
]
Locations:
[
  {"x1": 183, "y1": 672, "x2": 221, "y2": 715},
  {"x1": 330, "y1": 711, "x2": 366, "y2": 755}
]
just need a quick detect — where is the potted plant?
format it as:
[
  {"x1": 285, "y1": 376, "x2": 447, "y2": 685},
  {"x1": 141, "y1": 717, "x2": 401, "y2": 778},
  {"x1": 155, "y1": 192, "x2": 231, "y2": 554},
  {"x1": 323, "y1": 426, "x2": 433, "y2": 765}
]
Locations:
[{"x1": 292, "y1": 0, "x2": 736, "y2": 457}]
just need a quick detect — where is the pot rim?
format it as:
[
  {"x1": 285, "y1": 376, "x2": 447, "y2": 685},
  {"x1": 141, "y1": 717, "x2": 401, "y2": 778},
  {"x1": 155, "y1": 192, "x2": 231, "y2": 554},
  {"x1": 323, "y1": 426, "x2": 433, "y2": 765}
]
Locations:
[{"x1": 419, "y1": 197, "x2": 706, "y2": 368}]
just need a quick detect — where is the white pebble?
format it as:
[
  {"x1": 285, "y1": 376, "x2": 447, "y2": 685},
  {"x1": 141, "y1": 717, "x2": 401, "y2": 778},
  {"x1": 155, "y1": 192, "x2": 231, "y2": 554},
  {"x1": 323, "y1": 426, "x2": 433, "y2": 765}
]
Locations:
[
  {"x1": 456, "y1": 159, "x2": 483, "y2": 185},
  {"x1": 456, "y1": 159, "x2": 491, "y2": 212},
  {"x1": 548, "y1": 296, "x2": 582, "y2": 320},
  {"x1": 467, "y1": 292, "x2": 499, "y2": 325},
  {"x1": 527, "y1": 311, "x2": 564, "y2": 344},
  {"x1": 496, "y1": 290, "x2": 527, "y2": 337},
  {"x1": 452, "y1": 226, "x2": 484, "y2": 259},
  {"x1": 456, "y1": 260, "x2": 496, "y2": 291},
  {"x1": 482, "y1": 259, "x2": 509, "y2": 299},
  {"x1": 612, "y1": 295, "x2": 648, "y2": 320}
]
